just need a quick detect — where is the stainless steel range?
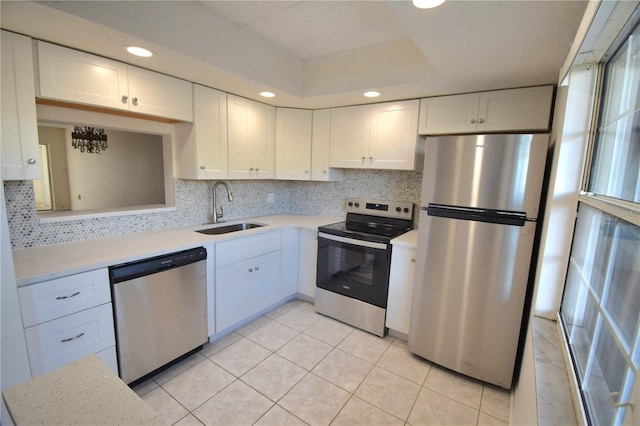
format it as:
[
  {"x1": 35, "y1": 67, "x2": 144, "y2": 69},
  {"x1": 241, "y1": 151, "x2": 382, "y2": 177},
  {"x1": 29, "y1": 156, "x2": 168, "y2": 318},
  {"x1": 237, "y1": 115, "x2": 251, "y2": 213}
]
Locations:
[{"x1": 315, "y1": 198, "x2": 414, "y2": 337}]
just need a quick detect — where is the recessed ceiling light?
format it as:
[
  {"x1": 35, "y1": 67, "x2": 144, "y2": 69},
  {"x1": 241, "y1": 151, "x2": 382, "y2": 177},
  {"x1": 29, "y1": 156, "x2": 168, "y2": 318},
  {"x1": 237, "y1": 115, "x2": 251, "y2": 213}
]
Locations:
[
  {"x1": 364, "y1": 91, "x2": 381, "y2": 98},
  {"x1": 413, "y1": 0, "x2": 446, "y2": 9},
  {"x1": 260, "y1": 91, "x2": 276, "y2": 98},
  {"x1": 125, "y1": 46, "x2": 154, "y2": 57}
]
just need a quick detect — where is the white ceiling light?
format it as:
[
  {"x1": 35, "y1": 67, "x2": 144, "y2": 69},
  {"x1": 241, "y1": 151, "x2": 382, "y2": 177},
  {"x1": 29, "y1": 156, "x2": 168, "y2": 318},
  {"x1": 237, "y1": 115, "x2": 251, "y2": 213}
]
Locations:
[
  {"x1": 260, "y1": 91, "x2": 276, "y2": 98},
  {"x1": 364, "y1": 91, "x2": 381, "y2": 98},
  {"x1": 412, "y1": 0, "x2": 446, "y2": 9},
  {"x1": 125, "y1": 46, "x2": 154, "y2": 57}
]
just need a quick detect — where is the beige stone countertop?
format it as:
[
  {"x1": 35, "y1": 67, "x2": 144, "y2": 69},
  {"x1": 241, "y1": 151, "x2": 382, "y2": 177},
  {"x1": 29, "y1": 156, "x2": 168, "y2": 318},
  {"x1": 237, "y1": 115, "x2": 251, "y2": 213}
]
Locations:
[
  {"x1": 13, "y1": 214, "x2": 342, "y2": 287},
  {"x1": 3, "y1": 354, "x2": 165, "y2": 425},
  {"x1": 391, "y1": 229, "x2": 418, "y2": 248}
]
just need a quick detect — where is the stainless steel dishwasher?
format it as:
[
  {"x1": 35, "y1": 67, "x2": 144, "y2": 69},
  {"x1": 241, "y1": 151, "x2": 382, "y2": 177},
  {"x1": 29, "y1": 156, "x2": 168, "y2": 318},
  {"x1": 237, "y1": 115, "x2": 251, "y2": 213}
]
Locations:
[{"x1": 109, "y1": 247, "x2": 208, "y2": 384}]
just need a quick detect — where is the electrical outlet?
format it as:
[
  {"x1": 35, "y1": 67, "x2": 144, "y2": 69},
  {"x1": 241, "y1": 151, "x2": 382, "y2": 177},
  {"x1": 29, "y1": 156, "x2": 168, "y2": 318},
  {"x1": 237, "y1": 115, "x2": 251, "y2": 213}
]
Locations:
[{"x1": 267, "y1": 192, "x2": 275, "y2": 203}]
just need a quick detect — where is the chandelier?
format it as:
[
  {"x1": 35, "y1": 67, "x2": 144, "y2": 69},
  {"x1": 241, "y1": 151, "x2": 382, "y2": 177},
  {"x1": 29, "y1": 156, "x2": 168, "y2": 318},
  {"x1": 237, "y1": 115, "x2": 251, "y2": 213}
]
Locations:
[{"x1": 71, "y1": 126, "x2": 108, "y2": 154}]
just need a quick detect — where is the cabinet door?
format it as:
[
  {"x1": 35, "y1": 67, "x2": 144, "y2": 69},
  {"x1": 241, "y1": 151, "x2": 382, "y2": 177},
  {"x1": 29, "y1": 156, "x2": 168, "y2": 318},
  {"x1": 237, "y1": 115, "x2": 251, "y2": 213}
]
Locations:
[
  {"x1": 297, "y1": 228, "x2": 318, "y2": 299},
  {"x1": 227, "y1": 95, "x2": 275, "y2": 179},
  {"x1": 280, "y1": 228, "x2": 300, "y2": 300},
  {"x1": 2, "y1": 31, "x2": 42, "y2": 180},
  {"x1": 276, "y1": 108, "x2": 312, "y2": 180},
  {"x1": 227, "y1": 94, "x2": 254, "y2": 179},
  {"x1": 36, "y1": 41, "x2": 129, "y2": 111},
  {"x1": 369, "y1": 100, "x2": 420, "y2": 170},
  {"x1": 477, "y1": 86, "x2": 553, "y2": 133},
  {"x1": 215, "y1": 260, "x2": 253, "y2": 332},
  {"x1": 251, "y1": 251, "x2": 282, "y2": 313},
  {"x1": 329, "y1": 105, "x2": 370, "y2": 168},
  {"x1": 193, "y1": 85, "x2": 228, "y2": 179},
  {"x1": 250, "y1": 100, "x2": 276, "y2": 179},
  {"x1": 24, "y1": 303, "x2": 116, "y2": 377},
  {"x1": 311, "y1": 109, "x2": 343, "y2": 181},
  {"x1": 418, "y1": 93, "x2": 480, "y2": 135},
  {"x1": 386, "y1": 245, "x2": 416, "y2": 334},
  {"x1": 127, "y1": 66, "x2": 193, "y2": 122}
]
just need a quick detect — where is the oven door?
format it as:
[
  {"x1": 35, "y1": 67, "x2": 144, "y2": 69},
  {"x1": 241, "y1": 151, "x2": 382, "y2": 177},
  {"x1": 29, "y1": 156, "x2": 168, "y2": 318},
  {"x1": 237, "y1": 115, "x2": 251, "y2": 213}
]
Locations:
[{"x1": 316, "y1": 232, "x2": 391, "y2": 308}]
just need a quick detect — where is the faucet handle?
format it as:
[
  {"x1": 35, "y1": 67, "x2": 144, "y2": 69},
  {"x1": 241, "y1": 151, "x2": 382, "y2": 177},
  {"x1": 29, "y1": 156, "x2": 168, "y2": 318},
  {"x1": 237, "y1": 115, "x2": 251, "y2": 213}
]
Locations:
[{"x1": 217, "y1": 205, "x2": 224, "y2": 218}]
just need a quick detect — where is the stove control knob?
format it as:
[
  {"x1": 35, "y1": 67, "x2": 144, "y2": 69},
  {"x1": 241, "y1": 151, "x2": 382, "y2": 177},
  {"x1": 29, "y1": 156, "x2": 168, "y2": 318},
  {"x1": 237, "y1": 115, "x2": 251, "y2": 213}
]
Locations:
[
  {"x1": 396, "y1": 207, "x2": 401, "y2": 212},
  {"x1": 354, "y1": 202, "x2": 360, "y2": 208},
  {"x1": 403, "y1": 207, "x2": 410, "y2": 213},
  {"x1": 348, "y1": 202, "x2": 353, "y2": 207}
]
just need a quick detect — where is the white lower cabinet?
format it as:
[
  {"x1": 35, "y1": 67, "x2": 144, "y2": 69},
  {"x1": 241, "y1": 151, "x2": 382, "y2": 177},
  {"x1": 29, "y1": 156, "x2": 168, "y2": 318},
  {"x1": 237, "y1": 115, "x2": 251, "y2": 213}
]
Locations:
[
  {"x1": 297, "y1": 228, "x2": 318, "y2": 299},
  {"x1": 280, "y1": 227, "x2": 300, "y2": 300},
  {"x1": 386, "y1": 244, "x2": 416, "y2": 335},
  {"x1": 18, "y1": 268, "x2": 116, "y2": 377},
  {"x1": 214, "y1": 231, "x2": 282, "y2": 333},
  {"x1": 23, "y1": 303, "x2": 116, "y2": 376}
]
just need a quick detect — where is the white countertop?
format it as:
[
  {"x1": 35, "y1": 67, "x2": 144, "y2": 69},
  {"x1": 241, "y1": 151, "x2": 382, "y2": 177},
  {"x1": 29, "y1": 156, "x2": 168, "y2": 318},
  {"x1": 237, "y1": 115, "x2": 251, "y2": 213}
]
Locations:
[
  {"x1": 2, "y1": 354, "x2": 165, "y2": 425},
  {"x1": 13, "y1": 214, "x2": 342, "y2": 286},
  {"x1": 391, "y1": 229, "x2": 418, "y2": 248}
]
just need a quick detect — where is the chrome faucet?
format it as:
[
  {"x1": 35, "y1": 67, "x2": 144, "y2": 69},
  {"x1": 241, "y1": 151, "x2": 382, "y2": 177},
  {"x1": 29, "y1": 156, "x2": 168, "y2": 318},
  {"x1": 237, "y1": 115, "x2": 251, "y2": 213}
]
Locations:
[{"x1": 212, "y1": 181, "x2": 234, "y2": 224}]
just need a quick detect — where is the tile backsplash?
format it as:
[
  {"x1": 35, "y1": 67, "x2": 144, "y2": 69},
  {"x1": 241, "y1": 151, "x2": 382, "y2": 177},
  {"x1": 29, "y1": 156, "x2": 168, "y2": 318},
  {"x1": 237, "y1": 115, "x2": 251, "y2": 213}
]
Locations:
[{"x1": 4, "y1": 169, "x2": 422, "y2": 249}]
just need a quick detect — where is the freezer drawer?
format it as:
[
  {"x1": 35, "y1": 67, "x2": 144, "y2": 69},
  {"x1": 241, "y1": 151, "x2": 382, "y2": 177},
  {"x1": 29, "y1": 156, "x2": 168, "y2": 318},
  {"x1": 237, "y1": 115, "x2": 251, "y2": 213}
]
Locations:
[{"x1": 409, "y1": 213, "x2": 537, "y2": 388}]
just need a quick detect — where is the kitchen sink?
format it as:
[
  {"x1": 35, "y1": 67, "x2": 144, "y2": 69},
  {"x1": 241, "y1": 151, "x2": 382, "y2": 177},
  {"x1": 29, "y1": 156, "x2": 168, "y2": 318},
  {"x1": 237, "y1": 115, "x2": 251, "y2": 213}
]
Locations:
[{"x1": 195, "y1": 222, "x2": 265, "y2": 235}]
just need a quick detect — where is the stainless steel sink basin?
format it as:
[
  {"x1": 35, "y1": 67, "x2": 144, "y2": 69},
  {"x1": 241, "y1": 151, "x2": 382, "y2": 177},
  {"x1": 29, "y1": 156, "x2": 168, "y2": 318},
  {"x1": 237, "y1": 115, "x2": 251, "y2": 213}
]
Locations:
[{"x1": 195, "y1": 222, "x2": 265, "y2": 235}]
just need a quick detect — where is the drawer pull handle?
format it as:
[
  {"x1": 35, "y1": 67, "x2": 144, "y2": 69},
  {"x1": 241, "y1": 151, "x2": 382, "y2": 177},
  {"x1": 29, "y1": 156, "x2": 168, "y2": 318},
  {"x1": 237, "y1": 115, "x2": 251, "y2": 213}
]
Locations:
[
  {"x1": 60, "y1": 332, "x2": 85, "y2": 343},
  {"x1": 56, "y1": 291, "x2": 80, "y2": 300}
]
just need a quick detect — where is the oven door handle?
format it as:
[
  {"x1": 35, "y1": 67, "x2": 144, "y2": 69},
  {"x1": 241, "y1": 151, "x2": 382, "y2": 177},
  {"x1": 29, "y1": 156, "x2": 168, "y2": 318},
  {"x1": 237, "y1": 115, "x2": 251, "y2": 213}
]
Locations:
[{"x1": 318, "y1": 232, "x2": 387, "y2": 250}]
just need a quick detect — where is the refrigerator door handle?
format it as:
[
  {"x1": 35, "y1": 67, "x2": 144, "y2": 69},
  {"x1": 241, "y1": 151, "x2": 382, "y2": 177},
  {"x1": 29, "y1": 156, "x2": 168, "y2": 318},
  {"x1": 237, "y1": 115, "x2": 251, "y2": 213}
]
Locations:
[{"x1": 425, "y1": 203, "x2": 529, "y2": 227}]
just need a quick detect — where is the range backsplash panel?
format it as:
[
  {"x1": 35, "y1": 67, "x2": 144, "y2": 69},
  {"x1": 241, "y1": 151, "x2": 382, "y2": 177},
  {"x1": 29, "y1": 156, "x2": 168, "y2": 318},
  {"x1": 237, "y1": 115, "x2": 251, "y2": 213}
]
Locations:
[{"x1": 4, "y1": 170, "x2": 422, "y2": 249}]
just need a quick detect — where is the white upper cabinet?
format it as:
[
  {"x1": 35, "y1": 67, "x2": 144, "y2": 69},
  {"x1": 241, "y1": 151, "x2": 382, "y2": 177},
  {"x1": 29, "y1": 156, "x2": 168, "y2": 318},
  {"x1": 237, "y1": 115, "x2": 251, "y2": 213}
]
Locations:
[
  {"x1": 36, "y1": 41, "x2": 193, "y2": 122},
  {"x1": 1, "y1": 31, "x2": 42, "y2": 180},
  {"x1": 276, "y1": 108, "x2": 312, "y2": 180},
  {"x1": 175, "y1": 85, "x2": 228, "y2": 179},
  {"x1": 418, "y1": 85, "x2": 554, "y2": 135},
  {"x1": 311, "y1": 109, "x2": 343, "y2": 181},
  {"x1": 126, "y1": 66, "x2": 193, "y2": 122},
  {"x1": 329, "y1": 99, "x2": 422, "y2": 170},
  {"x1": 227, "y1": 94, "x2": 276, "y2": 179}
]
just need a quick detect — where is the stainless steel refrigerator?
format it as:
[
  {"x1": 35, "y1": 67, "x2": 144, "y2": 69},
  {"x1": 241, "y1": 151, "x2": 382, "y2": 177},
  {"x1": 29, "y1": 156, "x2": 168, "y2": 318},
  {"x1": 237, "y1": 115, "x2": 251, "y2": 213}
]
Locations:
[{"x1": 408, "y1": 133, "x2": 549, "y2": 389}]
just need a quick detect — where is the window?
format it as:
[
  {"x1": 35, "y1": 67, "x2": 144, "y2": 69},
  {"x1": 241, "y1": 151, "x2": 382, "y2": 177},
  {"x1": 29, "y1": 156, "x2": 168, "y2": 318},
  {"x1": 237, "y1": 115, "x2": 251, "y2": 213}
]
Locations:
[{"x1": 560, "y1": 19, "x2": 640, "y2": 425}]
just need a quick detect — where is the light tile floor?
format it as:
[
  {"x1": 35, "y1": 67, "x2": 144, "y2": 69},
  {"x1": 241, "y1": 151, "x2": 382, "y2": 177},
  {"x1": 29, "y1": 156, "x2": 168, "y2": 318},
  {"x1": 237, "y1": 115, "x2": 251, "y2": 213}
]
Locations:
[{"x1": 134, "y1": 299, "x2": 510, "y2": 426}]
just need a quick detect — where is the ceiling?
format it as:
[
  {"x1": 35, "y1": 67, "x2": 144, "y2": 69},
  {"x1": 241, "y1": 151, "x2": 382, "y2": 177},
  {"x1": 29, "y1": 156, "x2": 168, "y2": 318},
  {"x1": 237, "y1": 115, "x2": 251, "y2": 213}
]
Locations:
[{"x1": 0, "y1": 1, "x2": 588, "y2": 109}]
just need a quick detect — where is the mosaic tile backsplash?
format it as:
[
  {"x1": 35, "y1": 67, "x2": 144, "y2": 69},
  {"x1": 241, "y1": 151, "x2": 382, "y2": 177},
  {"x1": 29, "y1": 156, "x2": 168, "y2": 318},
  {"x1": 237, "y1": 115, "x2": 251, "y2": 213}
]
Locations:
[{"x1": 4, "y1": 169, "x2": 422, "y2": 249}]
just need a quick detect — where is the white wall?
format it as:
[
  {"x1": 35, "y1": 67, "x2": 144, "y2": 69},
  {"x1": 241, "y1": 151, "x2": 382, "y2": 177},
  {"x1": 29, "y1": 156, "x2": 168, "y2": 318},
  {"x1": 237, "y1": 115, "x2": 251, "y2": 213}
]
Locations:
[{"x1": 66, "y1": 129, "x2": 165, "y2": 211}]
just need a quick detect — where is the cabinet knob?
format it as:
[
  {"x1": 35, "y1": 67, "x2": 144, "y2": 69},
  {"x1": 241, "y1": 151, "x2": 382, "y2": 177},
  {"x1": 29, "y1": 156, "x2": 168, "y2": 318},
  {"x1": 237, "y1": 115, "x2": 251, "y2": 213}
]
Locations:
[
  {"x1": 255, "y1": 266, "x2": 260, "y2": 271},
  {"x1": 411, "y1": 258, "x2": 416, "y2": 263},
  {"x1": 255, "y1": 168, "x2": 260, "y2": 172},
  {"x1": 200, "y1": 165, "x2": 205, "y2": 170},
  {"x1": 248, "y1": 268, "x2": 253, "y2": 272},
  {"x1": 478, "y1": 118, "x2": 485, "y2": 124},
  {"x1": 250, "y1": 168, "x2": 254, "y2": 171},
  {"x1": 362, "y1": 156, "x2": 366, "y2": 161},
  {"x1": 121, "y1": 95, "x2": 128, "y2": 103},
  {"x1": 132, "y1": 97, "x2": 139, "y2": 106},
  {"x1": 305, "y1": 170, "x2": 309, "y2": 174},
  {"x1": 27, "y1": 158, "x2": 36, "y2": 165},
  {"x1": 323, "y1": 170, "x2": 327, "y2": 174},
  {"x1": 470, "y1": 118, "x2": 476, "y2": 124}
]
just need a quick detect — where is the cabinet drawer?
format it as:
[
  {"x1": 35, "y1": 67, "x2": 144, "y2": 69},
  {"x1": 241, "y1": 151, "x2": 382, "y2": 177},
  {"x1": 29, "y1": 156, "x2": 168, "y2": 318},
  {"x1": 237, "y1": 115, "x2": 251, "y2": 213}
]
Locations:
[
  {"x1": 19, "y1": 269, "x2": 110, "y2": 328},
  {"x1": 215, "y1": 231, "x2": 281, "y2": 267},
  {"x1": 24, "y1": 303, "x2": 116, "y2": 377}
]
